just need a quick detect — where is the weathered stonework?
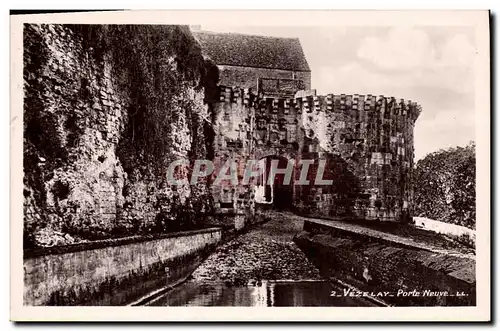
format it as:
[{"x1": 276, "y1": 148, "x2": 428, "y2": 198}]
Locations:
[
  {"x1": 210, "y1": 86, "x2": 421, "y2": 223},
  {"x1": 23, "y1": 24, "x2": 218, "y2": 246},
  {"x1": 217, "y1": 65, "x2": 311, "y2": 91},
  {"x1": 294, "y1": 219, "x2": 475, "y2": 306},
  {"x1": 24, "y1": 25, "x2": 421, "y2": 249},
  {"x1": 24, "y1": 24, "x2": 130, "y2": 242},
  {"x1": 23, "y1": 228, "x2": 222, "y2": 306}
]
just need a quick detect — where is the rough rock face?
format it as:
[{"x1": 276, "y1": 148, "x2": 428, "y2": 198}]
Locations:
[{"x1": 23, "y1": 24, "x2": 217, "y2": 247}]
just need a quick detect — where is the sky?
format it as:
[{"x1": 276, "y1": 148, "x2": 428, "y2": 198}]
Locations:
[{"x1": 201, "y1": 25, "x2": 477, "y2": 160}]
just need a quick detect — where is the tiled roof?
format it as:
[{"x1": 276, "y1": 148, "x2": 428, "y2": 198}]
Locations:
[{"x1": 192, "y1": 31, "x2": 310, "y2": 72}]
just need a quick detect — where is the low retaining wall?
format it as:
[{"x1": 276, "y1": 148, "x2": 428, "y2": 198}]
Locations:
[
  {"x1": 294, "y1": 220, "x2": 476, "y2": 306},
  {"x1": 24, "y1": 228, "x2": 222, "y2": 306},
  {"x1": 413, "y1": 217, "x2": 476, "y2": 247}
]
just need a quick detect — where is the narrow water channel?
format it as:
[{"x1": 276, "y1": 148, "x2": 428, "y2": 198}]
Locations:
[
  {"x1": 142, "y1": 212, "x2": 376, "y2": 307},
  {"x1": 146, "y1": 279, "x2": 377, "y2": 307}
]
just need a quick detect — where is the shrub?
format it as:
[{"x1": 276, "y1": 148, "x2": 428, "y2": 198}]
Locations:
[{"x1": 413, "y1": 142, "x2": 476, "y2": 229}]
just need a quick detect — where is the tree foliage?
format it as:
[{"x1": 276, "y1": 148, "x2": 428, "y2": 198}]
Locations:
[{"x1": 413, "y1": 142, "x2": 476, "y2": 229}]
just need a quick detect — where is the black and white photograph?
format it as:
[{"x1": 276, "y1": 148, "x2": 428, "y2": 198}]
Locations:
[{"x1": 9, "y1": 10, "x2": 490, "y2": 322}]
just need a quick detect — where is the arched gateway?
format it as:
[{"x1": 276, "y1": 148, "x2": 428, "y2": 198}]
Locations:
[
  {"x1": 194, "y1": 30, "x2": 421, "y2": 225},
  {"x1": 254, "y1": 155, "x2": 294, "y2": 210},
  {"x1": 209, "y1": 85, "x2": 421, "y2": 224}
]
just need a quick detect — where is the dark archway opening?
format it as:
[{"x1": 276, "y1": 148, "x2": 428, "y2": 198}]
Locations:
[{"x1": 256, "y1": 156, "x2": 294, "y2": 211}]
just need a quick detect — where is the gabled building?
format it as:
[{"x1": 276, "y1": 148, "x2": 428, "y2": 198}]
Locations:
[{"x1": 192, "y1": 30, "x2": 311, "y2": 98}]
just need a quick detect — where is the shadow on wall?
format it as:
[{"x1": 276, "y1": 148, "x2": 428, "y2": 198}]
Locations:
[
  {"x1": 294, "y1": 149, "x2": 363, "y2": 218},
  {"x1": 254, "y1": 155, "x2": 294, "y2": 211}
]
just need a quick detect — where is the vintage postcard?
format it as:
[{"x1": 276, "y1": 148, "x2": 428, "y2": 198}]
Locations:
[{"x1": 10, "y1": 10, "x2": 490, "y2": 322}]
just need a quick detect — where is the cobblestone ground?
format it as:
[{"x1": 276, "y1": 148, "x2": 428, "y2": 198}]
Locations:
[{"x1": 191, "y1": 211, "x2": 322, "y2": 285}]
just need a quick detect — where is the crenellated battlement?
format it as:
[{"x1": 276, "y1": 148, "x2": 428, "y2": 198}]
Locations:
[
  {"x1": 215, "y1": 85, "x2": 422, "y2": 122},
  {"x1": 213, "y1": 84, "x2": 420, "y2": 222}
]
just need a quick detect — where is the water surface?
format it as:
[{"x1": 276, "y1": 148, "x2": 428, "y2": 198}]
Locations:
[{"x1": 146, "y1": 280, "x2": 375, "y2": 307}]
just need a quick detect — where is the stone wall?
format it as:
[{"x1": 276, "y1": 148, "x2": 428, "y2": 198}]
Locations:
[
  {"x1": 23, "y1": 24, "x2": 218, "y2": 247},
  {"x1": 23, "y1": 227, "x2": 222, "y2": 306},
  {"x1": 209, "y1": 86, "x2": 256, "y2": 228},
  {"x1": 294, "y1": 220, "x2": 475, "y2": 306},
  {"x1": 217, "y1": 65, "x2": 311, "y2": 91},
  {"x1": 414, "y1": 217, "x2": 476, "y2": 247},
  {"x1": 298, "y1": 94, "x2": 421, "y2": 222},
  {"x1": 23, "y1": 24, "x2": 422, "y2": 249},
  {"x1": 24, "y1": 24, "x2": 128, "y2": 245},
  {"x1": 211, "y1": 87, "x2": 421, "y2": 223}
]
